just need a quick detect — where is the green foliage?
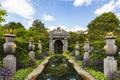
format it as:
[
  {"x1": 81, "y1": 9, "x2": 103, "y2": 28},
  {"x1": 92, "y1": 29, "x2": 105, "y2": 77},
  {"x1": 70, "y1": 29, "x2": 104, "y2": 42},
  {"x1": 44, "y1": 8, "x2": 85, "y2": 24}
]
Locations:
[
  {"x1": 88, "y1": 12, "x2": 119, "y2": 32},
  {"x1": 3, "y1": 22, "x2": 25, "y2": 29},
  {"x1": 87, "y1": 12, "x2": 120, "y2": 41},
  {"x1": 0, "y1": 5, "x2": 7, "y2": 23},
  {"x1": 13, "y1": 59, "x2": 44, "y2": 80},
  {"x1": 13, "y1": 67, "x2": 33, "y2": 80},
  {"x1": 90, "y1": 41, "x2": 106, "y2": 60},
  {"x1": 68, "y1": 31, "x2": 86, "y2": 48},
  {"x1": 84, "y1": 67, "x2": 108, "y2": 80},
  {"x1": 0, "y1": 37, "x2": 6, "y2": 60}
]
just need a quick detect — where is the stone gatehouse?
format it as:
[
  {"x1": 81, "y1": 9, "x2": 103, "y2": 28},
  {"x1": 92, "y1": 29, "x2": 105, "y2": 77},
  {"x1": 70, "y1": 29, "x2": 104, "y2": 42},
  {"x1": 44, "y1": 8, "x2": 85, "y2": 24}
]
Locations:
[{"x1": 49, "y1": 27, "x2": 68, "y2": 54}]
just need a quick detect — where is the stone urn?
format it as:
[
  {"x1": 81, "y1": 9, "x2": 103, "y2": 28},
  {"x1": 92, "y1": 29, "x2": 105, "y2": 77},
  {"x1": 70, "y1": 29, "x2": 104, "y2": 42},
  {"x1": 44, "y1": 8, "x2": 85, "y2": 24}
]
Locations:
[
  {"x1": 3, "y1": 33, "x2": 16, "y2": 74},
  {"x1": 38, "y1": 40, "x2": 42, "y2": 50},
  {"x1": 28, "y1": 39, "x2": 35, "y2": 60},
  {"x1": 75, "y1": 41, "x2": 80, "y2": 56},
  {"x1": 103, "y1": 36, "x2": 117, "y2": 56},
  {"x1": 3, "y1": 34, "x2": 16, "y2": 54},
  {"x1": 83, "y1": 41, "x2": 90, "y2": 52},
  {"x1": 29, "y1": 39, "x2": 34, "y2": 51}
]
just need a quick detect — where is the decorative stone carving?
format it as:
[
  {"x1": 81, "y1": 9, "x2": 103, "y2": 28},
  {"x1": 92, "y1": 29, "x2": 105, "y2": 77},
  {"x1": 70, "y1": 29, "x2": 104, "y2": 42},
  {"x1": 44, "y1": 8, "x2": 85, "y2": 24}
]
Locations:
[
  {"x1": 38, "y1": 40, "x2": 42, "y2": 53},
  {"x1": 49, "y1": 27, "x2": 68, "y2": 54},
  {"x1": 3, "y1": 34, "x2": 16, "y2": 74},
  {"x1": 29, "y1": 38, "x2": 35, "y2": 60},
  {"x1": 3, "y1": 34, "x2": 16, "y2": 54},
  {"x1": 83, "y1": 41, "x2": 90, "y2": 61},
  {"x1": 104, "y1": 36, "x2": 117, "y2": 77},
  {"x1": 75, "y1": 41, "x2": 80, "y2": 56}
]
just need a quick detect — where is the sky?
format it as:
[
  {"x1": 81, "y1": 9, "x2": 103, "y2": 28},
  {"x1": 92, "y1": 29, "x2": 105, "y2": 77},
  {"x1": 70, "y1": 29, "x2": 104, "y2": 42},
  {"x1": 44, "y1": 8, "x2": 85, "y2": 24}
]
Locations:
[{"x1": 0, "y1": 0, "x2": 120, "y2": 31}]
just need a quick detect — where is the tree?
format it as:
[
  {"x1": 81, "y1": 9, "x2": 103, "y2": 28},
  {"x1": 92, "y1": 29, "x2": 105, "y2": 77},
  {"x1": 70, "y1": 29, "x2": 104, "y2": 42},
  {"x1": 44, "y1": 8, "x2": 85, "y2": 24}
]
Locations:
[
  {"x1": 29, "y1": 19, "x2": 49, "y2": 51},
  {"x1": 3, "y1": 22, "x2": 25, "y2": 29},
  {"x1": 87, "y1": 12, "x2": 120, "y2": 41},
  {"x1": 0, "y1": 5, "x2": 7, "y2": 37},
  {"x1": 88, "y1": 12, "x2": 119, "y2": 32},
  {"x1": 0, "y1": 4, "x2": 7, "y2": 23},
  {"x1": 30, "y1": 19, "x2": 46, "y2": 32}
]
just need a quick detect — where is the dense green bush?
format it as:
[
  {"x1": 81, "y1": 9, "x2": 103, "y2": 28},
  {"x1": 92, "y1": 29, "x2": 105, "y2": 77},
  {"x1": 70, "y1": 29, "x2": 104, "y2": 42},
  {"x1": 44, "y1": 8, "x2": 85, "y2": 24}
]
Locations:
[
  {"x1": 13, "y1": 67, "x2": 33, "y2": 80},
  {"x1": 13, "y1": 59, "x2": 44, "y2": 80},
  {"x1": 0, "y1": 38, "x2": 6, "y2": 60},
  {"x1": 84, "y1": 67, "x2": 108, "y2": 80}
]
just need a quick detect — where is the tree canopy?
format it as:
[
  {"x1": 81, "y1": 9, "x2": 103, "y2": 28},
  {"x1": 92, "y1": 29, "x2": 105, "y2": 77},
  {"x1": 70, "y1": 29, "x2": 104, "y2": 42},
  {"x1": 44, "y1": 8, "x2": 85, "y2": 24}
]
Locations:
[
  {"x1": 0, "y1": 5, "x2": 7, "y2": 23},
  {"x1": 3, "y1": 22, "x2": 25, "y2": 29},
  {"x1": 88, "y1": 12, "x2": 120, "y2": 32},
  {"x1": 87, "y1": 12, "x2": 120, "y2": 41}
]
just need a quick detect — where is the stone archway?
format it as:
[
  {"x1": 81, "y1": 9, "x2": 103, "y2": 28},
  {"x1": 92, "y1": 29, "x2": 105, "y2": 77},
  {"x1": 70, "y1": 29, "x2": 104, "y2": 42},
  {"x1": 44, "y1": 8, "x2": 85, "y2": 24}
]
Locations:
[
  {"x1": 54, "y1": 40, "x2": 63, "y2": 54},
  {"x1": 49, "y1": 27, "x2": 68, "y2": 53}
]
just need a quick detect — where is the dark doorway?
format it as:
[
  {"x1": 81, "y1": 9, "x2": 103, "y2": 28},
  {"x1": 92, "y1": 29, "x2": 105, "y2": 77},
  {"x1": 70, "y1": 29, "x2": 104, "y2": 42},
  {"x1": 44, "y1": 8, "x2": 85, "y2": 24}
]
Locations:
[{"x1": 54, "y1": 40, "x2": 63, "y2": 54}]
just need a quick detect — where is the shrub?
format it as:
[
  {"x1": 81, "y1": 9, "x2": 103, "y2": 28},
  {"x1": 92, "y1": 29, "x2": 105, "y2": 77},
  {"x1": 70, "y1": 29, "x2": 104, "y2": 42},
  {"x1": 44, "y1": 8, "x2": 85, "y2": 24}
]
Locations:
[
  {"x1": 84, "y1": 67, "x2": 108, "y2": 80},
  {"x1": 0, "y1": 67, "x2": 13, "y2": 80},
  {"x1": 13, "y1": 67, "x2": 33, "y2": 80}
]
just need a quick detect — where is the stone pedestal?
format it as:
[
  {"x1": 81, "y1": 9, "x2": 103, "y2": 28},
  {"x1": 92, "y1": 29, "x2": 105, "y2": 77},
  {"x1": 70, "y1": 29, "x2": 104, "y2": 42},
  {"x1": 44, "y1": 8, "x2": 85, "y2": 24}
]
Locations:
[
  {"x1": 75, "y1": 41, "x2": 80, "y2": 56},
  {"x1": 75, "y1": 50, "x2": 79, "y2": 56},
  {"x1": 83, "y1": 52, "x2": 89, "y2": 61},
  {"x1": 104, "y1": 56, "x2": 117, "y2": 77},
  {"x1": 29, "y1": 51, "x2": 35, "y2": 61},
  {"x1": 3, "y1": 55, "x2": 16, "y2": 74},
  {"x1": 83, "y1": 41, "x2": 90, "y2": 61}
]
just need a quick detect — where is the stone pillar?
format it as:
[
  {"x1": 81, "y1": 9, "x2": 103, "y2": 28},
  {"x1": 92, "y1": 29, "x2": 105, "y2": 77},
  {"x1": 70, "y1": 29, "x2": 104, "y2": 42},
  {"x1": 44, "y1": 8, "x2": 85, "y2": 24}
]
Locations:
[
  {"x1": 63, "y1": 38, "x2": 68, "y2": 52},
  {"x1": 49, "y1": 39, "x2": 54, "y2": 53},
  {"x1": 29, "y1": 38, "x2": 35, "y2": 61},
  {"x1": 103, "y1": 36, "x2": 117, "y2": 77},
  {"x1": 83, "y1": 41, "x2": 90, "y2": 61},
  {"x1": 75, "y1": 41, "x2": 80, "y2": 56},
  {"x1": 38, "y1": 40, "x2": 42, "y2": 53},
  {"x1": 3, "y1": 34, "x2": 17, "y2": 74}
]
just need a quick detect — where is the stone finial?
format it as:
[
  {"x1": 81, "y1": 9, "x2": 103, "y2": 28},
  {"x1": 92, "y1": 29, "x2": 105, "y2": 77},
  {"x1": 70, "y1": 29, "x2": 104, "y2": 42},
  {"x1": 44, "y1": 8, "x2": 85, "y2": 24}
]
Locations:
[{"x1": 107, "y1": 31, "x2": 114, "y2": 36}]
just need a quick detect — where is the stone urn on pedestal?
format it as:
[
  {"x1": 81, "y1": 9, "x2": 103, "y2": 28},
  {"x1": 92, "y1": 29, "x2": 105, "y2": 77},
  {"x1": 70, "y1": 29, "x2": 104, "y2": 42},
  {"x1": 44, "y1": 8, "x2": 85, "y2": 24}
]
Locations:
[
  {"x1": 29, "y1": 38, "x2": 35, "y2": 61},
  {"x1": 75, "y1": 41, "x2": 80, "y2": 56},
  {"x1": 3, "y1": 34, "x2": 17, "y2": 74},
  {"x1": 83, "y1": 41, "x2": 90, "y2": 62},
  {"x1": 38, "y1": 40, "x2": 42, "y2": 53},
  {"x1": 104, "y1": 36, "x2": 117, "y2": 77}
]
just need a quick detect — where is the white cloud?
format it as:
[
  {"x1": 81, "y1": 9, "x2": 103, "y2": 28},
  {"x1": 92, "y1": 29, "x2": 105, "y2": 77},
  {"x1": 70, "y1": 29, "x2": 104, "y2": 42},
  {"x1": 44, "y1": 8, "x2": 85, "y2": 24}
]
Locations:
[
  {"x1": 28, "y1": 19, "x2": 34, "y2": 27},
  {"x1": 68, "y1": 25, "x2": 87, "y2": 32},
  {"x1": 48, "y1": 25, "x2": 87, "y2": 32},
  {"x1": 1, "y1": 0, "x2": 35, "y2": 19},
  {"x1": 95, "y1": 0, "x2": 120, "y2": 16},
  {"x1": 43, "y1": 13, "x2": 55, "y2": 21},
  {"x1": 73, "y1": 0, "x2": 92, "y2": 7}
]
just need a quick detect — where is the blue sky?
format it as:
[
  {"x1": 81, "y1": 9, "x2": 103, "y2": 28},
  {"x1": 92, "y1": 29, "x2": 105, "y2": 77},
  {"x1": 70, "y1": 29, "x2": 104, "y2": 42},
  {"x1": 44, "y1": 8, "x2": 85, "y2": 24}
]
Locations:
[{"x1": 1, "y1": 0, "x2": 120, "y2": 31}]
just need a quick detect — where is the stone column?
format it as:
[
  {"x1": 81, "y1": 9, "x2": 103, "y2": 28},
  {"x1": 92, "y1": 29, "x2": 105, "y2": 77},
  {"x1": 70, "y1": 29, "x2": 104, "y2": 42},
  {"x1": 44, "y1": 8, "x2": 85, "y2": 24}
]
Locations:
[
  {"x1": 3, "y1": 34, "x2": 17, "y2": 74},
  {"x1": 38, "y1": 40, "x2": 42, "y2": 53},
  {"x1": 49, "y1": 38, "x2": 54, "y2": 53},
  {"x1": 83, "y1": 41, "x2": 90, "y2": 61},
  {"x1": 29, "y1": 38, "x2": 35, "y2": 61},
  {"x1": 103, "y1": 36, "x2": 117, "y2": 77},
  {"x1": 63, "y1": 38, "x2": 68, "y2": 52},
  {"x1": 75, "y1": 41, "x2": 80, "y2": 56}
]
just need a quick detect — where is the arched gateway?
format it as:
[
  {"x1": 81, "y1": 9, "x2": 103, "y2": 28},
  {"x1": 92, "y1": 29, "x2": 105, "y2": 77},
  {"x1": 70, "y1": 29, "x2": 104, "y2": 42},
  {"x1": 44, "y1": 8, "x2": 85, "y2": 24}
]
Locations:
[{"x1": 49, "y1": 27, "x2": 68, "y2": 54}]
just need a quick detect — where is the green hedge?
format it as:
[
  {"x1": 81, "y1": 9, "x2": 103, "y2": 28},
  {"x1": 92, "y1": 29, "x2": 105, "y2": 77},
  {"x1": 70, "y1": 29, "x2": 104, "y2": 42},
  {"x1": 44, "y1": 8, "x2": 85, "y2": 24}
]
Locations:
[
  {"x1": 0, "y1": 37, "x2": 37, "y2": 68},
  {"x1": 13, "y1": 59, "x2": 44, "y2": 80}
]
